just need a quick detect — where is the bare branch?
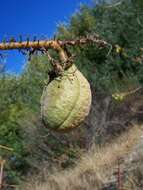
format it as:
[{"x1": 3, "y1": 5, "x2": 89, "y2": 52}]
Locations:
[
  {"x1": 0, "y1": 145, "x2": 13, "y2": 151},
  {"x1": 0, "y1": 34, "x2": 108, "y2": 52}
]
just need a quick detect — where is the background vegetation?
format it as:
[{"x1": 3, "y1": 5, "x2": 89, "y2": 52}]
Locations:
[{"x1": 0, "y1": 0, "x2": 143, "y2": 186}]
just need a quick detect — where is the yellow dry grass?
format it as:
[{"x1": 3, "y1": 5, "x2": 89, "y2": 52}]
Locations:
[{"x1": 23, "y1": 124, "x2": 143, "y2": 190}]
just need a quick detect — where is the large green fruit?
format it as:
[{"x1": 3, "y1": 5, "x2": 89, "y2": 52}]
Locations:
[{"x1": 41, "y1": 64, "x2": 92, "y2": 132}]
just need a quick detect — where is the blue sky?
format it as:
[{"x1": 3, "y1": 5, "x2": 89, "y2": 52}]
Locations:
[{"x1": 0, "y1": 0, "x2": 92, "y2": 74}]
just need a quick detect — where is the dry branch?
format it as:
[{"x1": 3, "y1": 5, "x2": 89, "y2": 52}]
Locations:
[
  {"x1": 0, "y1": 40, "x2": 68, "y2": 62},
  {"x1": 0, "y1": 145, "x2": 13, "y2": 151},
  {"x1": 0, "y1": 34, "x2": 109, "y2": 75},
  {"x1": 0, "y1": 160, "x2": 5, "y2": 189},
  {"x1": 0, "y1": 35, "x2": 108, "y2": 51},
  {"x1": 0, "y1": 35, "x2": 108, "y2": 62}
]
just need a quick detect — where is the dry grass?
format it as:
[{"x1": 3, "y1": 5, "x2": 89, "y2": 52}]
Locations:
[{"x1": 22, "y1": 124, "x2": 143, "y2": 190}]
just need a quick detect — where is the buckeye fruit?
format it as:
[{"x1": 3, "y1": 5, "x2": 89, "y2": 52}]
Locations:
[{"x1": 41, "y1": 64, "x2": 92, "y2": 132}]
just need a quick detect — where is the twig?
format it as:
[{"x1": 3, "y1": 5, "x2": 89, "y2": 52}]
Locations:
[
  {"x1": 104, "y1": 1, "x2": 122, "y2": 8},
  {"x1": 117, "y1": 158, "x2": 122, "y2": 190},
  {"x1": 0, "y1": 160, "x2": 6, "y2": 189},
  {"x1": 59, "y1": 34, "x2": 108, "y2": 48},
  {"x1": 0, "y1": 145, "x2": 13, "y2": 151},
  {"x1": 112, "y1": 86, "x2": 143, "y2": 99},
  {"x1": 137, "y1": 17, "x2": 143, "y2": 28}
]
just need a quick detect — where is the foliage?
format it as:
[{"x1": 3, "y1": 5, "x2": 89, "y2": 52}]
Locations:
[
  {"x1": 57, "y1": 0, "x2": 143, "y2": 93},
  {"x1": 0, "y1": 0, "x2": 143, "y2": 185},
  {"x1": 0, "y1": 55, "x2": 51, "y2": 183}
]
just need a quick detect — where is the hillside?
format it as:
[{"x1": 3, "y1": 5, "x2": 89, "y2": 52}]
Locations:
[
  {"x1": 23, "y1": 88, "x2": 143, "y2": 190},
  {"x1": 23, "y1": 126, "x2": 143, "y2": 190}
]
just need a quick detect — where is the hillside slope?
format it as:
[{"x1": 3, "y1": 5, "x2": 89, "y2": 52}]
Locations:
[
  {"x1": 23, "y1": 88, "x2": 143, "y2": 190},
  {"x1": 23, "y1": 124, "x2": 143, "y2": 190}
]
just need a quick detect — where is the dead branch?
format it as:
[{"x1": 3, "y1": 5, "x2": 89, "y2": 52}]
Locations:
[
  {"x1": 0, "y1": 35, "x2": 108, "y2": 63},
  {"x1": 0, "y1": 34, "x2": 109, "y2": 77},
  {"x1": 0, "y1": 35, "x2": 108, "y2": 51},
  {"x1": 0, "y1": 40, "x2": 68, "y2": 63},
  {"x1": 0, "y1": 160, "x2": 5, "y2": 189},
  {"x1": 0, "y1": 145, "x2": 13, "y2": 151}
]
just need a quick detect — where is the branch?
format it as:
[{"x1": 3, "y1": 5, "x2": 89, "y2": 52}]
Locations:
[
  {"x1": 60, "y1": 35, "x2": 108, "y2": 47},
  {"x1": 0, "y1": 34, "x2": 109, "y2": 74},
  {"x1": 0, "y1": 145, "x2": 13, "y2": 151},
  {"x1": 0, "y1": 35, "x2": 108, "y2": 62},
  {"x1": 0, "y1": 159, "x2": 5, "y2": 189},
  {"x1": 0, "y1": 40, "x2": 68, "y2": 63},
  {"x1": 0, "y1": 35, "x2": 108, "y2": 51}
]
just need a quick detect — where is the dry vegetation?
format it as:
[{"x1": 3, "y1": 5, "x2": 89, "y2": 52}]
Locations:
[
  {"x1": 20, "y1": 88, "x2": 143, "y2": 190},
  {"x1": 22, "y1": 123, "x2": 143, "y2": 190}
]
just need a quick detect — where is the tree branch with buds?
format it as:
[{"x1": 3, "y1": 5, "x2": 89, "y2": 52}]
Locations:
[
  {"x1": 0, "y1": 34, "x2": 108, "y2": 51},
  {"x1": 0, "y1": 34, "x2": 109, "y2": 77}
]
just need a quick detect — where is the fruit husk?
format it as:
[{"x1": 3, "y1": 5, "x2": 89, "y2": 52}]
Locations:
[{"x1": 41, "y1": 64, "x2": 92, "y2": 132}]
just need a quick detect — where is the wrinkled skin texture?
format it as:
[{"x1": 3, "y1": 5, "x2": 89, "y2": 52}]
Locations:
[{"x1": 41, "y1": 64, "x2": 92, "y2": 132}]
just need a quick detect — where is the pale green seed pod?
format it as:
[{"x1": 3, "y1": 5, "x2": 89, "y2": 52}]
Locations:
[{"x1": 41, "y1": 64, "x2": 92, "y2": 132}]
